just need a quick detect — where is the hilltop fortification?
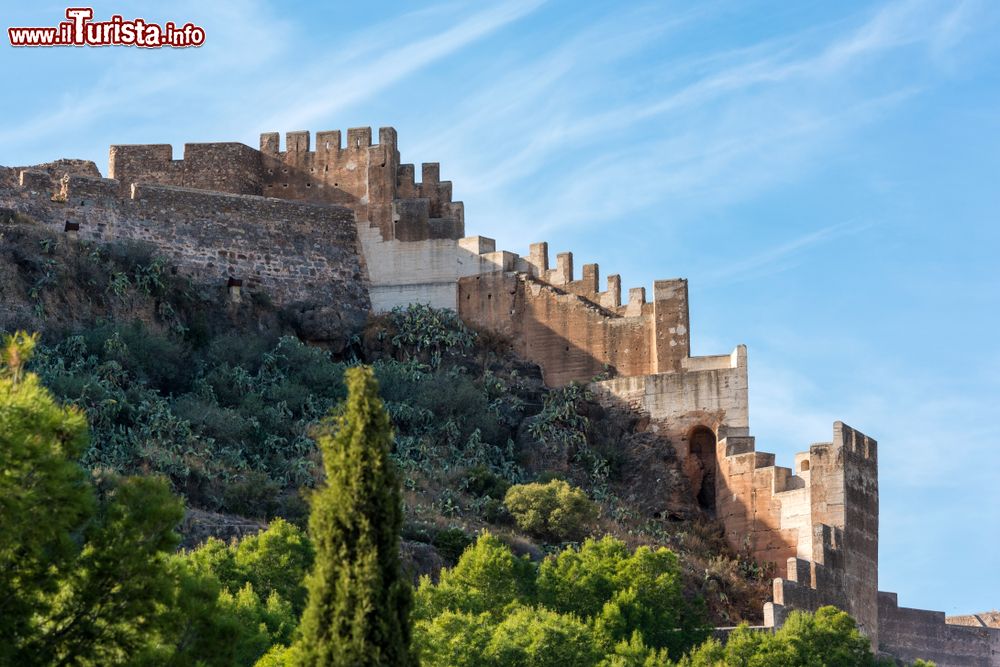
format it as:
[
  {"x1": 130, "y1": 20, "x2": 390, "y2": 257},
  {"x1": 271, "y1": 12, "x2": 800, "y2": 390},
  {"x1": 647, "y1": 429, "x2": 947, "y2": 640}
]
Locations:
[{"x1": 1, "y1": 128, "x2": 996, "y2": 666}]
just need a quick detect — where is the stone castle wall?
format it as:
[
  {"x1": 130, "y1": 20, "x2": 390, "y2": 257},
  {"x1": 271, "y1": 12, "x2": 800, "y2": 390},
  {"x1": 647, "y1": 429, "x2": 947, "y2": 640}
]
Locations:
[
  {"x1": 0, "y1": 168, "x2": 369, "y2": 317},
  {"x1": 877, "y1": 593, "x2": 1000, "y2": 666},
  {"x1": 108, "y1": 129, "x2": 464, "y2": 244},
  {"x1": 457, "y1": 244, "x2": 692, "y2": 387},
  {"x1": 108, "y1": 142, "x2": 264, "y2": 196},
  {"x1": 755, "y1": 423, "x2": 880, "y2": 642}
]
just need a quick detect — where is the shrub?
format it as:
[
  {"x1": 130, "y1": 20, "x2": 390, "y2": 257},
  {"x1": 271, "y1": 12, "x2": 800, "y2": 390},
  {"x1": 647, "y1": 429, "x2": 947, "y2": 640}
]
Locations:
[
  {"x1": 677, "y1": 606, "x2": 881, "y2": 667},
  {"x1": 413, "y1": 610, "x2": 493, "y2": 667},
  {"x1": 504, "y1": 480, "x2": 599, "y2": 542},
  {"x1": 140, "y1": 555, "x2": 297, "y2": 666},
  {"x1": 183, "y1": 519, "x2": 314, "y2": 617},
  {"x1": 386, "y1": 303, "x2": 477, "y2": 364},
  {"x1": 463, "y1": 465, "x2": 511, "y2": 499},
  {"x1": 232, "y1": 519, "x2": 314, "y2": 615}
]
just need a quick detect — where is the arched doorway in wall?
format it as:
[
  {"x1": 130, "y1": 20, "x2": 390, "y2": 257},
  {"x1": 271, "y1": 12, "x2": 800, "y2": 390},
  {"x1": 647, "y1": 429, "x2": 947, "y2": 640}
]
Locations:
[{"x1": 689, "y1": 426, "x2": 718, "y2": 513}]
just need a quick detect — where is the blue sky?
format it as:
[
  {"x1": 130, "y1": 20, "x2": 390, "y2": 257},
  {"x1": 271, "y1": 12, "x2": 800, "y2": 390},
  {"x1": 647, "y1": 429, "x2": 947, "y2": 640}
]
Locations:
[{"x1": 2, "y1": 1, "x2": 998, "y2": 615}]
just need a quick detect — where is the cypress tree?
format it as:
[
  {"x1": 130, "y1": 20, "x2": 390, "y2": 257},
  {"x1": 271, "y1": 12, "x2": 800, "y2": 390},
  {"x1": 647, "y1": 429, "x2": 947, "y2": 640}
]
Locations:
[{"x1": 294, "y1": 365, "x2": 414, "y2": 666}]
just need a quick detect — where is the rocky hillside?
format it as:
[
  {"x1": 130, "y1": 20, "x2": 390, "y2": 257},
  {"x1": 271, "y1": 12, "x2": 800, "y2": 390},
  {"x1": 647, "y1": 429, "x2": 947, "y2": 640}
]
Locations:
[{"x1": 0, "y1": 212, "x2": 770, "y2": 626}]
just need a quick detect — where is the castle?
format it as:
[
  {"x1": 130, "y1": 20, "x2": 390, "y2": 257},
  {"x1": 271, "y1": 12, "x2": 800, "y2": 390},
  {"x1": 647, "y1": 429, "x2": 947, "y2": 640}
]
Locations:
[{"x1": 1, "y1": 127, "x2": 997, "y2": 666}]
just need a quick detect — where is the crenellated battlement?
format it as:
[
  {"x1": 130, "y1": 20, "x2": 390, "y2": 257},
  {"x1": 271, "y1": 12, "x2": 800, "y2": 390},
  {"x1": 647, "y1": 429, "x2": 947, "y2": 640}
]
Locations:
[
  {"x1": 254, "y1": 127, "x2": 463, "y2": 241},
  {"x1": 10, "y1": 168, "x2": 121, "y2": 210},
  {"x1": 521, "y1": 241, "x2": 679, "y2": 319},
  {"x1": 107, "y1": 127, "x2": 462, "y2": 243},
  {"x1": 257, "y1": 127, "x2": 396, "y2": 156}
]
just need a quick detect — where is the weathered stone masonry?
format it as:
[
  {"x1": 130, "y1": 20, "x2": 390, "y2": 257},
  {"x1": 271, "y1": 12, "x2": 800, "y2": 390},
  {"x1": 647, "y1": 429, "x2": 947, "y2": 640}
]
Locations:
[
  {"x1": 2, "y1": 127, "x2": 997, "y2": 666},
  {"x1": 0, "y1": 167, "x2": 369, "y2": 317},
  {"x1": 108, "y1": 128, "x2": 464, "y2": 244}
]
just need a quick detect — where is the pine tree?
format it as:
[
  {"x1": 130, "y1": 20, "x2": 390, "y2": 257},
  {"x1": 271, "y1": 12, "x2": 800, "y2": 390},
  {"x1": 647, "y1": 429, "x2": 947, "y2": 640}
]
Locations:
[
  {"x1": 0, "y1": 331, "x2": 184, "y2": 664},
  {"x1": 0, "y1": 332, "x2": 94, "y2": 663},
  {"x1": 294, "y1": 365, "x2": 414, "y2": 666}
]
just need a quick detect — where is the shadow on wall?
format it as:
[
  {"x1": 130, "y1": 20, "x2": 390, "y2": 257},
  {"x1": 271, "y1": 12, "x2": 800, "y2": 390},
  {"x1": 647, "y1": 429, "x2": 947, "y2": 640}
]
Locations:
[
  {"x1": 457, "y1": 271, "x2": 664, "y2": 386},
  {"x1": 689, "y1": 425, "x2": 718, "y2": 513}
]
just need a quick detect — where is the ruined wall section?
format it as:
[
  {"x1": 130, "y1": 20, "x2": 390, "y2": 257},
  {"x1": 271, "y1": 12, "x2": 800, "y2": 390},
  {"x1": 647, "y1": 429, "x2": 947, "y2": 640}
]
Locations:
[
  {"x1": 1, "y1": 169, "x2": 369, "y2": 315},
  {"x1": 1, "y1": 160, "x2": 101, "y2": 188}
]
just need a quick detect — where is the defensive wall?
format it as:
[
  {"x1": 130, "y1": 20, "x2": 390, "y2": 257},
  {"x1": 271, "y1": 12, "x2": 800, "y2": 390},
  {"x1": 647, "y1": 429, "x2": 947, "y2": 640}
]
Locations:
[
  {"x1": 2, "y1": 127, "x2": 998, "y2": 665},
  {"x1": 107, "y1": 129, "x2": 464, "y2": 244},
  {"x1": 0, "y1": 166, "x2": 368, "y2": 317},
  {"x1": 877, "y1": 594, "x2": 1000, "y2": 665}
]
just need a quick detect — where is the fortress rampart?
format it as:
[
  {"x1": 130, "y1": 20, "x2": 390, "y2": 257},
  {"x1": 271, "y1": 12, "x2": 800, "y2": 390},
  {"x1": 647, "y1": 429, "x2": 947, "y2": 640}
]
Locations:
[
  {"x1": 0, "y1": 167, "x2": 368, "y2": 318},
  {"x1": 2, "y1": 128, "x2": 996, "y2": 666},
  {"x1": 108, "y1": 129, "x2": 464, "y2": 244}
]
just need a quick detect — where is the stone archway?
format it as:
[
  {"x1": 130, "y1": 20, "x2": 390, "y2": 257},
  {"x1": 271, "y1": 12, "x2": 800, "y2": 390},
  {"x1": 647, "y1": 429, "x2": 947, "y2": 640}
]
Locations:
[{"x1": 689, "y1": 426, "x2": 718, "y2": 513}]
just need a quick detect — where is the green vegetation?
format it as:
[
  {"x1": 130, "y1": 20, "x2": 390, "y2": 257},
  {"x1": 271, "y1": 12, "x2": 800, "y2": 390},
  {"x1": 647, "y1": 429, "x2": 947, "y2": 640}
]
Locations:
[
  {"x1": 504, "y1": 479, "x2": 600, "y2": 541},
  {"x1": 23, "y1": 304, "x2": 530, "y2": 520},
  {"x1": 0, "y1": 332, "x2": 183, "y2": 665},
  {"x1": 292, "y1": 366, "x2": 415, "y2": 666},
  {"x1": 139, "y1": 532, "x2": 302, "y2": 666},
  {"x1": 412, "y1": 533, "x2": 902, "y2": 666},
  {"x1": 413, "y1": 533, "x2": 709, "y2": 665},
  {"x1": 30, "y1": 330, "x2": 347, "y2": 518},
  {"x1": 16, "y1": 300, "x2": 772, "y2": 624},
  {"x1": 0, "y1": 230, "x2": 846, "y2": 660},
  {"x1": 0, "y1": 327, "x2": 934, "y2": 665},
  {"x1": 679, "y1": 606, "x2": 884, "y2": 667}
]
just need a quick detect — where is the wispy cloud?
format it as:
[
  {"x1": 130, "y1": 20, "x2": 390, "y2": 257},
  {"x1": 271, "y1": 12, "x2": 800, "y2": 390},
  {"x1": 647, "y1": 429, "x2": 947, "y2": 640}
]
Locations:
[
  {"x1": 0, "y1": 0, "x2": 546, "y2": 165},
  {"x1": 400, "y1": 0, "x2": 978, "y2": 253},
  {"x1": 748, "y1": 341, "x2": 1000, "y2": 487},
  {"x1": 256, "y1": 0, "x2": 548, "y2": 132},
  {"x1": 0, "y1": 0, "x2": 296, "y2": 161},
  {"x1": 701, "y1": 220, "x2": 875, "y2": 286}
]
